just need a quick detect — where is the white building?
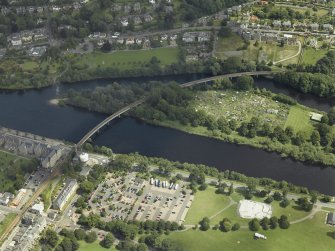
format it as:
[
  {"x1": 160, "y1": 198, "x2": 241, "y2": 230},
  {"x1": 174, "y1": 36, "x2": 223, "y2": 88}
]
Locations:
[{"x1": 53, "y1": 179, "x2": 78, "y2": 210}]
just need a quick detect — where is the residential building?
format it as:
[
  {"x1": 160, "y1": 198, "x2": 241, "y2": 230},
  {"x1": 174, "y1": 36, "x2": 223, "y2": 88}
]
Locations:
[
  {"x1": 53, "y1": 179, "x2": 78, "y2": 210},
  {"x1": 182, "y1": 32, "x2": 196, "y2": 43},
  {"x1": 327, "y1": 212, "x2": 335, "y2": 225},
  {"x1": 323, "y1": 24, "x2": 333, "y2": 31},
  {"x1": 282, "y1": 21, "x2": 292, "y2": 29},
  {"x1": 310, "y1": 23, "x2": 319, "y2": 31}
]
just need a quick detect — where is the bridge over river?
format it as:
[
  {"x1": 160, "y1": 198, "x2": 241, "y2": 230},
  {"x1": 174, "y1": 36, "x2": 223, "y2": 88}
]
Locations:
[{"x1": 76, "y1": 71, "x2": 275, "y2": 147}]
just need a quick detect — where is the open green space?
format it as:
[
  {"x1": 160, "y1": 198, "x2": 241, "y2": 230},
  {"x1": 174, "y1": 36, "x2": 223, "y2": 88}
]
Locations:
[
  {"x1": 284, "y1": 106, "x2": 315, "y2": 134},
  {"x1": 170, "y1": 211, "x2": 334, "y2": 251},
  {"x1": 0, "y1": 213, "x2": 17, "y2": 239},
  {"x1": 73, "y1": 47, "x2": 179, "y2": 70},
  {"x1": 184, "y1": 186, "x2": 230, "y2": 224},
  {"x1": 301, "y1": 48, "x2": 329, "y2": 65},
  {"x1": 78, "y1": 240, "x2": 117, "y2": 251},
  {"x1": 0, "y1": 150, "x2": 37, "y2": 192},
  {"x1": 215, "y1": 33, "x2": 246, "y2": 53}
]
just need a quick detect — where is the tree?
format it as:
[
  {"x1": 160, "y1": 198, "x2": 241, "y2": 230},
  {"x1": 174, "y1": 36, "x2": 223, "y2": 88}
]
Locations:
[
  {"x1": 100, "y1": 233, "x2": 115, "y2": 248},
  {"x1": 199, "y1": 217, "x2": 210, "y2": 231},
  {"x1": 85, "y1": 231, "x2": 97, "y2": 243},
  {"x1": 249, "y1": 218, "x2": 260, "y2": 231},
  {"x1": 273, "y1": 191, "x2": 282, "y2": 201},
  {"x1": 40, "y1": 229, "x2": 59, "y2": 248},
  {"x1": 232, "y1": 223, "x2": 240, "y2": 231},
  {"x1": 220, "y1": 219, "x2": 232, "y2": 232},
  {"x1": 74, "y1": 229, "x2": 86, "y2": 240},
  {"x1": 161, "y1": 239, "x2": 179, "y2": 251},
  {"x1": 310, "y1": 130, "x2": 320, "y2": 146},
  {"x1": 79, "y1": 180, "x2": 95, "y2": 194},
  {"x1": 280, "y1": 198, "x2": 290, "y2": 208},
  {"x1": 235, "y1": 75, "x2": 254, "y2": 91},
  {"x1": 270, "y1": 216, "x2": 278, "y2": 229},
  {"x1": 279, "y1": 215, "x2": 290, "y2": 229},
  {"x1": 228, "y1": 184, "x2": 234, "y2": 195},
  {"x1": 260, "y1": 217, "x2": 270, "y2": 230}
]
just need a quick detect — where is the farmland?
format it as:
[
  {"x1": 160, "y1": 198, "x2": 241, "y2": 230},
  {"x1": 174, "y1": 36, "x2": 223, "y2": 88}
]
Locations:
[{"x1": 72, "y1": 47, "x2": 179, "y2": 71}]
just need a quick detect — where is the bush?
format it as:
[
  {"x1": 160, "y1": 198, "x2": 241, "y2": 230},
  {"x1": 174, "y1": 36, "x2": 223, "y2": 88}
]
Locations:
[
  {"x1": 232, "y1": 223, "x2": 240, "y2": 231},
  {"x1": 85, "y1": 231, "x2": 97, "y2": 243}
]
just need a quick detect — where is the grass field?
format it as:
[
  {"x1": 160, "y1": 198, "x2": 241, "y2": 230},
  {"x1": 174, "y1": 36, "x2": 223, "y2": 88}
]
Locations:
[
  {"x1": 284, "y1": 106, "x2": 315, "y2": 134},
  {"x1": 215, "y1": 33, "x2": 246, "y2": 55},
  {"x1": 169, "y1": 211, "x2": 334, "y2": 251},
  {"x1": 184, "y1": 186, "x2": 230, "y2": 225},
  {"x1": 0, "y1": 150, "x2": 36, "y2": 192},
  {"x1": 74, "y1": 47, "x2": 179, "y2": 70},
  {"x1": 0, "y1": 213, "x2": 17, "y2": 240},
  {"x1": 244, "y1": 43, "x2": 300, "y2": 64},
  {"x1": 78, "y1": 240, "x2": 116, "y2": 251},
  {"x1": 301, "y1": 48, "x2": 329, "y2": 65}
]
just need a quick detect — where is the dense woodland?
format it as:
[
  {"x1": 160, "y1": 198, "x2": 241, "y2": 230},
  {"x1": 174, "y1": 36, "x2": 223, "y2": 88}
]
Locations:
[{"x1": 64, "y1": 82, "x2": 151, "y2": 114}]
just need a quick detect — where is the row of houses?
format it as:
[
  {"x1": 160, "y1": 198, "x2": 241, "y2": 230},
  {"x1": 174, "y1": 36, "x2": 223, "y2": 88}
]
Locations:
[
  {"x1": 182, "y1": 32, "x2": 212, "y2": 43},
  {"x1": 272, "y1": 20, "x2": 334, "y2": 31},
  {"x1": 120, "y1": 14, "x2": 154, "y2": 26},
  {"x1": 7, "y1": 28, "x2": 48, "y2": 47},
  {"x1": 1, "y1": 212, "x2": 46, "y2": 251},
  {"x1": 0, "y1": 2, "x2": 82, "y2": 15},
  {"x1": 0, "y1": 130, "x2": 63, "y2": 169},
  {"x1": 53, "y1": 179, "x2": 78, "y2": 210},
  {"x1": 241, "y1": 30, "x2": 298, "y2": 45},
  {"x1": 111, "y1": 2, "x2": 142, "y2": 13}
]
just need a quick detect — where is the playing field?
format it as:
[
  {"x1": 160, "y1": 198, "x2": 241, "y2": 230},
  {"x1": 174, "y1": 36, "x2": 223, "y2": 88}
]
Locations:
[
  {"x1": 184, "y1": 186, "x2": 230, "y2": 225},
  {"x1": 284, "y1": 106, "x2": 315, "y2": 134},
  {"x1": 301, "y1": 48, "x2": 329, "y2": 65},
  {"x1": 169, "y1": 211, "x2": 334, "y2": 251},
  {"x1": 74, "y1": 47, "x2": 179, "y2": 70}
]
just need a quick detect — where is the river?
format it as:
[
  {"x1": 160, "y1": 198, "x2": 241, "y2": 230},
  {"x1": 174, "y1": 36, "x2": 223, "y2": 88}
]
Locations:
[{"x1": 1, "y1": 75, "x2": 335, "y2": 195}]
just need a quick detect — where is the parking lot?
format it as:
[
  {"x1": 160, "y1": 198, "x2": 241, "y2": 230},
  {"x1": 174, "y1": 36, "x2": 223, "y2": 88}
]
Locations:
[
  {"x1": 129, "y1": 179, "x2": 194, "y2": 224},
  {"x1": 87, "y1": 173, "x2": 193, "y2": 224},
  {"x1": 88, "y1": 173, "x2": 145, "y2": 221}
]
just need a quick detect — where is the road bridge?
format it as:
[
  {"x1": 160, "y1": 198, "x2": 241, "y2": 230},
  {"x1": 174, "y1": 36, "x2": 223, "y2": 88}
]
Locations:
[
  {"x1": 77, "y1": 97, "x2": 148, "y2": 147},
  {"x1": 76, "y1": 71, "x2": 275, "y2": 147}
]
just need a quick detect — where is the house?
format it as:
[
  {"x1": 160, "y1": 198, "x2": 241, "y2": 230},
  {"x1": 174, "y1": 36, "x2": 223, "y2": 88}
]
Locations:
[
  {"x1": 28, "y1": 46, "x2": 47, "y2": 57},
  {"x1": 161, "y1": 34, "x2": 168, "y2": 41},
  {"x1": 116, "y1": 38, "x2": 124, "y2": 44},
  {"x1": 112, "y1": 4, "x2": 122, "y2": 12},
  {"x1": 310, "y1": 112, "x2": 323, "y2": 122},
  {"x1": 21, "y1": 33, "x2": 33, "y2": 43},
  {"x1": 89, "y1": 32, "x2": 107, "y2": 39},
  {"x1": 30, "y1": 203, "x2": 44, "y2": 215},
  {"x1": 0, "y1": 192, "x2": 14, "y2": 206},
  {"x1": 198, "y1": 32, "x2": 211, "y2": 42},
  {"x1": 10, "y1": 36, "x2": 22, "y2": 46},
  {"x1": 135, "y1": 38, "x2": 142, "y2": 45},
  {"x1": 272, "y1": 20, "x2": 281, "y2": 28},
  {"x1": 149, "y1": 0, "x2": 156, "y2": 4},
  {"x1": 53, "y1": 179, "x2": 78, "y2": 210},
  {"x1": 120, "y1": 18, "x2": 129, "y2": 27},
  {"x1": 182, "y1": 32, "x2": 196, "y2": 43},
  {"x1": 11, "y1": 189, "x2": 27, "y2": 207},
  {"x1": 332, "y1": 8, "x2": 335, "y2": 16},
  {"x1": 143, "y1": 14, "x2": 153, "y2": 22},
  {"x1": 283, "y1": 34, "x2": 297, "y2": 45},
  {"x1": 310, "y1": 23, "x2": 319, "y2": 31},
  {"x1": 124, "y1": 4, "x2": 131, "y2": 13},
  {"x1": 232, "y1": 5, "x2": 242, "y2": 12},
  {"x1": 326, "y1": 212, "x2": 335, "y2": 225},
  {"x1": 133, "y1": 16, "x2": 142, "y2": 25},
  {"x1": 282, "y1": 21, "x2": 291, "y2": 29},
  {"x1": 323, "y1": 24, "x2": 333, "y2": 31},
  {"x1": 133, "y1": 2, "x2": 141, "y2": 12},
  {"x1": 0, "y1": 48, "x2": 6, "y2": 59},
  {"x1": 126, "y1": 37, "x2": 135, "y2": 45}
]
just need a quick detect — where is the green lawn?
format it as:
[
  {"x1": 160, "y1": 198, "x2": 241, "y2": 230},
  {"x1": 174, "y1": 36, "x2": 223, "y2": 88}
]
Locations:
[
  {"x1": 284, "y1": 106, "x2": 315, "y2": 134},
  {"x1": 78, "y1": 240, "x2": 116, "y2": 251},
  {"x1": 215, "y1": 33, "x2": 246, "y2": 58},
  {"x1": 74, "y1": 47, "x2": 179, "y2": 70},
  {"x1": 0, "y1": 150, "x2": 37, "y2": 192},
  {"x1": 169, "y1": 212, "x2": 335, "y2": 251},
  {"x1": 301, "y1": 48, "x2": 329, "y2": 65},
  {"x1": 0, "y1": 213, "x2": 16, "y2": 239},
  {"x1": 20, "y1": 61, "x2": 38, "y2": 71},
  {"x1": 184, "y1": 186, "x2": 230, "y2": 225}
]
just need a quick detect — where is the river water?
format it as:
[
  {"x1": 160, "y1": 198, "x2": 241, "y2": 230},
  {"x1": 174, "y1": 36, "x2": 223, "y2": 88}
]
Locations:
[{"x1": 1, "y1": 75, "x2": 335, "y2": 195}]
